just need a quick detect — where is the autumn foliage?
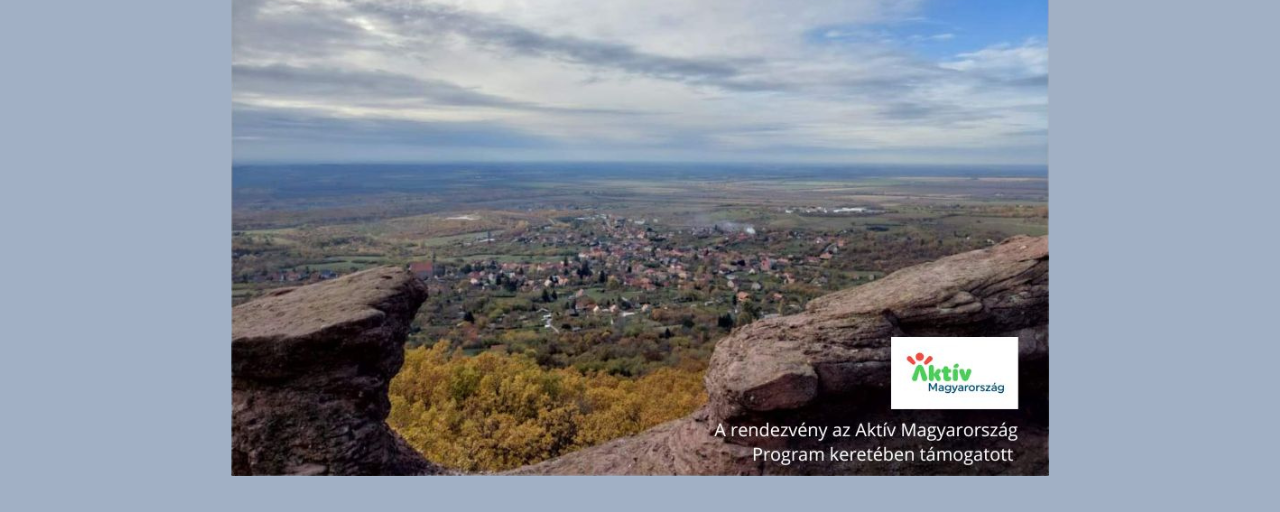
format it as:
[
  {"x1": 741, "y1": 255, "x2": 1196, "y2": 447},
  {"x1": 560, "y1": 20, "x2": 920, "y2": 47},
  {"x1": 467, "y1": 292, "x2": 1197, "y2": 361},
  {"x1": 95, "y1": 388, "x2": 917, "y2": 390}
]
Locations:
[{"x1": 388, "y1": 342, "x2": 707, "y2": 472}]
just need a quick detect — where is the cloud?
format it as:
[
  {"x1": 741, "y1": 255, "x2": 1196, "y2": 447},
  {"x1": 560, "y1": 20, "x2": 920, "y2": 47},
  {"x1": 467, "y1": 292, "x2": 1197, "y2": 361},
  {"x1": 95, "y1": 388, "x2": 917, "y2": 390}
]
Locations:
[
  {"x1": 231, "y1": 0, "x2": 1047, "y2": 164},
  {"x1": 349, "y1": 2, "x2": 758, "y2": 89},
  {"x1": 878, "y1": 101, "x2": 995, "y2": 123},
  {"x1": 232, "y1": 63, "x2": 644, "y2": 115},
  {"x1": 233, "y1": 0, "x2": 371, "y2": 59},
  {"x1": 233, "y1": 102, "x2": 562, "y2": 162},
  {"x1": 942, "y1": 40, "x2": 1049, "y2": 87},
  {"x1": 233, "y1": 63, "x2": 531, "y2": 107}
]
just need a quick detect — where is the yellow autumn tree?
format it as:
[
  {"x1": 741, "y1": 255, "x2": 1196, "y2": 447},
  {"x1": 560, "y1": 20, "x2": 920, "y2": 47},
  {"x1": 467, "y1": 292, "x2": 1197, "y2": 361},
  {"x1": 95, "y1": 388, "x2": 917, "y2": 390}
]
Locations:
[{"x1": 388, "y1": 341, "x2": 706, "y2": 472}]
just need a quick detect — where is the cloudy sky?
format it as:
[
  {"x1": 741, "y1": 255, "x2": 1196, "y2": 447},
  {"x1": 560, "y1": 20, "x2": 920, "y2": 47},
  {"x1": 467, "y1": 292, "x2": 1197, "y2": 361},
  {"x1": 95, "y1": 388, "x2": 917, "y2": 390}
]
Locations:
[{"x1": 233, "y1": 0, "x2": 1047, "y2": 164}]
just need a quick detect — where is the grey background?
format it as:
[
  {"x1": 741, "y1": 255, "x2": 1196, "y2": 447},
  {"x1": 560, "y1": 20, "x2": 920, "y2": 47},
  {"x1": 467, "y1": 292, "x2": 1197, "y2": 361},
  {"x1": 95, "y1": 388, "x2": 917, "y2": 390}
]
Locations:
[{"x1": 1, "y1": 0, "x2": 1272, "y2": 509}]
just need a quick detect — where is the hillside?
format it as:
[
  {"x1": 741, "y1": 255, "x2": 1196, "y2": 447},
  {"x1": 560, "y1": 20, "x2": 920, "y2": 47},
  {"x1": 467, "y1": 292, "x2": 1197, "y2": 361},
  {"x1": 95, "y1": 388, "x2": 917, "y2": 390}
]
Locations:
[{"x1": 232, "y1": 235, "x2": 1048, "y2": 475}]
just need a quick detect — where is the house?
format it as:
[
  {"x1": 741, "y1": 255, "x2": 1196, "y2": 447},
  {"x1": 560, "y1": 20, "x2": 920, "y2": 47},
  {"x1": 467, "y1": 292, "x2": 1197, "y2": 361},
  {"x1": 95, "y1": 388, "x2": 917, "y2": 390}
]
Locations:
[{"x1": 408, "y1": 261, "x2": 434, "y2": 280}]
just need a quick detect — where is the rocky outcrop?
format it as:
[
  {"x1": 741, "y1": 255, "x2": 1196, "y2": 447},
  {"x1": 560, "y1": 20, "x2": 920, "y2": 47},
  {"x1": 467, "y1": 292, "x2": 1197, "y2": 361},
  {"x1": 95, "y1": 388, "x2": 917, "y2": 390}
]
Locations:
[
  {"x1": 514, "y1": 235, "x2": 1048, "y2": 475},
  {"x1": 232, "y1": 236, "x2": 1048, "y2": 475},
  {"x1": 706, "y1": 234, "x2": 1048, "y2": 424},
  {"x1": 232, "y1": 267, "x2": 447, "y2": 475}
]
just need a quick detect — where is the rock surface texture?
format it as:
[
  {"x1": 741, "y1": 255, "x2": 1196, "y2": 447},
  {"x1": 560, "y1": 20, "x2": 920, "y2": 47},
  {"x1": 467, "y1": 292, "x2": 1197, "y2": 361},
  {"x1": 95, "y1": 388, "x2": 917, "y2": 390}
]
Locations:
[
  {"x1": 232, "y1": 267, "x2": 446, "y2": 475},
  {"x1": 233, "y1": 236, "x2": 1048, "y2": 475},
  {"x1": 513, "y1": 235, "x2": 1049, "y2": 475}
]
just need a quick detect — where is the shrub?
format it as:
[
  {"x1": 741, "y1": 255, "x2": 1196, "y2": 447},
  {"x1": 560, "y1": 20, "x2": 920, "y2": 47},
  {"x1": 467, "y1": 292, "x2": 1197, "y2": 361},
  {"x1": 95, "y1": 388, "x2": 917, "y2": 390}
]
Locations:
[{"x1": 388, "y1": 342, "x2": 706, "y2": 472}]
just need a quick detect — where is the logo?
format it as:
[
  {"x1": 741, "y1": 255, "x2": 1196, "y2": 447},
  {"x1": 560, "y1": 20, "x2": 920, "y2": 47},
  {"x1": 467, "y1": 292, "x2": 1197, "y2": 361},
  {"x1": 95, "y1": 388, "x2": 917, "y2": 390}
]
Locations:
[
  {"x1": 891, "y1": 337, "x2": 1018, "y2": 410},
  {"x1": 907, "y1": 353, "x2": 974, "y2": 382}
]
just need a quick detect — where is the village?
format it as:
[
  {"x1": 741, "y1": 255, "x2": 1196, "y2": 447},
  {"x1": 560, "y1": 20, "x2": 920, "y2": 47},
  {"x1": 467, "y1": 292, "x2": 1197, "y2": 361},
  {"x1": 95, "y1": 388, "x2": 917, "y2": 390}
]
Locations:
[
  {"x1": 233, "y1": 165, "x2": 1046, "y2": 375},
  {"x1": 232, "y1": 202, "x2": 1025, "y2": 375},
  {"x1": 396, "y1": 213, "x2": 897, "y2": 373}
]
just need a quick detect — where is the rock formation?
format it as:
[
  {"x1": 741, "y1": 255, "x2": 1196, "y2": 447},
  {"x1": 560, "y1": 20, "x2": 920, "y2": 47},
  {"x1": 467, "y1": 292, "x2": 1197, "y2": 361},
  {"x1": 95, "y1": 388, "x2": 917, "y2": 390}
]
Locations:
[
  {"x1": 233, "y1": 236, "x2": 1048, "y2": 475},
  {"x1": 514, "y1": 235, "x2": 1048, "y2": 475},
  {"x1": 232, "y1": 267, "x2": 447, "y2": 475}
]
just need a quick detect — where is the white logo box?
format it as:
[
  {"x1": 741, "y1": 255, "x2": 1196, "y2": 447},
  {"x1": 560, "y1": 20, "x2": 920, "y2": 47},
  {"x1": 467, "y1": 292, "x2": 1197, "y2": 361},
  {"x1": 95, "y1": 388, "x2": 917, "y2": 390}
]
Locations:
[{"x1": 890, "y1": 337, "x2": 1019, "y2": 410}]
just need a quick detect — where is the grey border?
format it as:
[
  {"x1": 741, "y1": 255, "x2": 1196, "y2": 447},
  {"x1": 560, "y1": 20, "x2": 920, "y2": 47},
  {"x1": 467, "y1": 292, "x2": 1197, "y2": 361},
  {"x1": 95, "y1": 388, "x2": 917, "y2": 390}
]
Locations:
[{"x1": 4, "y1": 0, "x2": 1272, "y2": 509}]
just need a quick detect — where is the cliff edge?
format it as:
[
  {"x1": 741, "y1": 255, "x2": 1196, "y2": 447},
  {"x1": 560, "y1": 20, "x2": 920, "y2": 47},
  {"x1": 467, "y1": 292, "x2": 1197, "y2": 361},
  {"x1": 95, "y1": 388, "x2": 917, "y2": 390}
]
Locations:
[
  {"x1": 232, "y1": 267, "x2": 447, "y2": 475},
  {"x1": 232, "y1": 235, "x2": 1048, "y2": 475}
]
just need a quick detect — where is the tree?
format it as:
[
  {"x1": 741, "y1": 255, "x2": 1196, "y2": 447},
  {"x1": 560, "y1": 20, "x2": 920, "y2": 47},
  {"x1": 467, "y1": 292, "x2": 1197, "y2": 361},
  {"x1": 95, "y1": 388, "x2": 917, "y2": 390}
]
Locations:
[
  {"x1": 388, "y1": 343, "x2": 707, "y2": 472},
  {"x1": 717, "y1": 313, "x2": 735, "y2": 330},
  {"x1": 463, "y1": 311, "x2": 476, "y2": 323},
  {"x1": 739, "y1": 302, "x2": 761, "y2": 327}
]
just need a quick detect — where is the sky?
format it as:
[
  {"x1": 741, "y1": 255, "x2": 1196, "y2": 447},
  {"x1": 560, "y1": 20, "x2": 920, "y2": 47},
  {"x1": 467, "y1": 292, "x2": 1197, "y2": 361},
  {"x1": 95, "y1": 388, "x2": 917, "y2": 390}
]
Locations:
[{"x1": 232, "y1": 0, "x2": 1047, "y2": 165}]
